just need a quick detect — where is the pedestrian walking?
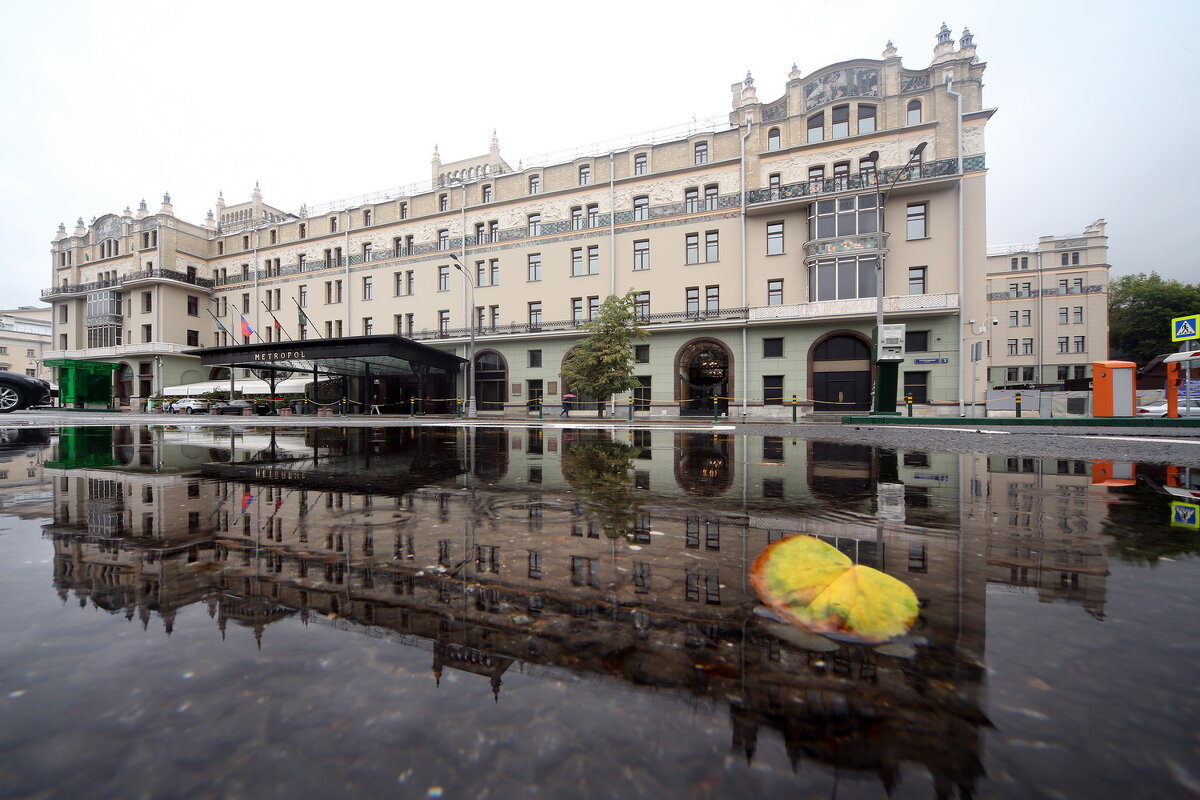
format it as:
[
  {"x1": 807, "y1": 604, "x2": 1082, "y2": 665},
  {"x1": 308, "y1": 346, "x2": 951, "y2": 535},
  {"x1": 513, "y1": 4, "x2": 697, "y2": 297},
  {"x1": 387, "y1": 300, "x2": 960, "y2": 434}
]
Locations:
[{"x1": 561, "y1": 393, "x2": 576, "y2": 417}]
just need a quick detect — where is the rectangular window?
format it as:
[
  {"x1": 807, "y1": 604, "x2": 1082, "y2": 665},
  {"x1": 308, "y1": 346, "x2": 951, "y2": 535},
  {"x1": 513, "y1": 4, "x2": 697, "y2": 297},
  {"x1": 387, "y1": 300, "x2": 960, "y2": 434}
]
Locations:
[
  {"x1": 634, "y1": 292, "x2": 650, "y2": 321},
  {"x1": 1007, "y1": 338, "x2": 1018, "y2": 356},
  {"x1": 705, "y1": 285, "x2": 719, "y2": 313},
  {"x1": 705, "y1": 231, "x2": 719, "y2": 262},
  {"x1": 704, "y1": 184, "x2": 718, "y2": 211},
  {"x1": 489, "y1": 259, "x2": 500, "y2": 286},
  {"x1": 908, "y1": 267, "x2": 926, "y2": 295},
  {"x1": 1073, "y1": 336, "x2": 1086, "y2": 353},
  {"x1": 763, "y1": 337, "x2": 783, "y2": 358},
  {"x1": 363, "y1": 209, "x2": 372, "y2": 226},
  {"x1": 528, "y1": 302, "x2": 542, "y2": 329},
  {"x1": 767, "y1": 278, "x2": 783, "y2": 305},
  {"x1": 528, "y1": 349, "x2": 542, "y2": 368},
  {"x1": 858, "y1": 104, "x2": 876, "y2": 134},
  {"x1": 633, "y1": 240, "x2": 650, "y2": 271},
  {"x1": 634, "y1": 344, "x2": 650, "y2": 363},
  {"x1": 438, "y1": 310, "x2": 450, "y2": 334},
  {"x1": 1022, "y1": 338, "x2": 1034, "y2": 355},
  {"x1": 527, "y1": 253, "x2": 542, "y2": 281},
  {"x1": 1057, "y1": 336, "x2": 1069, "y2": 353},
  {"x1": 1021, "y1": 309, "x2": 1031, "y2": 326},
  {"x1": 808, "y1": 193, "x2": 877, "y2": 239},
  {"x1": 1073, "y1": 306, "x2": 1083, "y2": 323},
  {"x1": 764, "y1": 376, "x2": 784, "y2": 405},
  {"x1": 362, "y1": 276, "x2": 373, "y2": 300},
  {"x1": 186, "y1": 295, "x2": 198, "y2": 316},
  {"x1": 831, "y1": 104, "x2": 850, "y2": 138},
  {"x1": 363, "y1": 317, "x2": 373, "y2": 335},
  {"x1": 807, "y1": 113, "x2": 824, "y2": 143},
  {"x1": 587, "y1": 245, "x2": 599, "y2": 274},
  {"x1": 907, "y1": 330, "x2": 930, "y2": 352},
  {"x1": 685, "y1": 287, "x2": 699, "y2": 316},
  {"x1": 633, "y1": 376, "x2": 651, "y2": 411},
  {"x1": 685, "y1": 234, "x2": 699, "y2": 264},
  {"x1": 438, "y1": 265, "x2": 449, "y2": 291},
  {"x1": 809, "y1": 255, "x2": 877, "y2": 301},
  {"x1": 571, "y1": 248, "x2": 584, "y2": 277},
  {"x1": 529, "y1": 175, "x2": 540, "y2": 195},
  {"x1": 766, "y1": 222, "x2": 784, "y2": 255},
  {"x1": 329, "y1": 216, "x2": 338, "y2": 233},
  {"x1": 571, "y1": 206, "x2": 584, "y2": 229},
  {"x1": 186, "y1": 330, "x2": 199, "y2": 347},
  {"x1": 685, "y1": 188, "x2": 699, "y2": 214},
  {"x1": 1058, "y1": 306, "x2": 1068, "y2": 324},
  {"x1": 587, "y1": 204, "x2": 599, "y2": 226},
  {"x1": 571, "y1": 297, "x2": 584, "y2": 323},
  {"x1": 141, "y1": 291, "x2": 152, "y2": 313},
  {"x1": 906, "y1": 203, "x2": 927, "y2": 239}
]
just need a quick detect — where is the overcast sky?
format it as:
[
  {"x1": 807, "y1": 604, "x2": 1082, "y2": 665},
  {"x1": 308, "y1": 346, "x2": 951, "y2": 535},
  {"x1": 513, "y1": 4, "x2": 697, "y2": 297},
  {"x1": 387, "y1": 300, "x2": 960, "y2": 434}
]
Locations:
[{"x1": 2, "y1": 0, "x2": 1194, "y2": 308}]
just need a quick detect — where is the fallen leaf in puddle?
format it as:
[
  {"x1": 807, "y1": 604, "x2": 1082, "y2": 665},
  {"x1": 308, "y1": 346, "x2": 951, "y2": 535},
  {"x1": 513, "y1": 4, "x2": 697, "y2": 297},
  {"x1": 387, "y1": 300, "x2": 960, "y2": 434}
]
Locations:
[
  {"x1": 1026, "y1": 677, "x2": 1052, "y2": 690},
  {"x1": 750, "y1": 535, "x2": 918, "y2": 644}
]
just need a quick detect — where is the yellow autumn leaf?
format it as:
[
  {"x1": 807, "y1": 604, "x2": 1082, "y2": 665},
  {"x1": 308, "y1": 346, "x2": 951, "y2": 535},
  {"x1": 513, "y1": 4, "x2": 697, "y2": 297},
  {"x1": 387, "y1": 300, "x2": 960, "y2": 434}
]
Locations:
[{"x1": 750, "y1": 535, "x2": 919, "y2": 644}]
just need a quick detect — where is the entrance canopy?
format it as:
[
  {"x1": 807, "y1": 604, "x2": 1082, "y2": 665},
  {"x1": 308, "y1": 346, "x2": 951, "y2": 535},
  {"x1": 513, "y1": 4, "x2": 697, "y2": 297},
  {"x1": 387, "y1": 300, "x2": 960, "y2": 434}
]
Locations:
[{"x1": 185, "y1": 335, "x2": 464, "y2": 378}]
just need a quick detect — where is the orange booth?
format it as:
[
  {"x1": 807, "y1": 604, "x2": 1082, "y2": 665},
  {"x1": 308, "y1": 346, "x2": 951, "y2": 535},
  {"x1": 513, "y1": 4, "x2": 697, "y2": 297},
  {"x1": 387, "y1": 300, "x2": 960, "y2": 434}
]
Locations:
[{"x1": 1091, "y1": 360, "x2": 1137, "y2": 417}]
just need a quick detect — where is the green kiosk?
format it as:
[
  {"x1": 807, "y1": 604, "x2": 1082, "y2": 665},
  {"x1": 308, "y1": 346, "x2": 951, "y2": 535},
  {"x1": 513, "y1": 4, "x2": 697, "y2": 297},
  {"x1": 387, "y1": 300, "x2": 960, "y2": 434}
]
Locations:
[{"x1": 44, "y1": 359, "x2": 121, "y2": 409}]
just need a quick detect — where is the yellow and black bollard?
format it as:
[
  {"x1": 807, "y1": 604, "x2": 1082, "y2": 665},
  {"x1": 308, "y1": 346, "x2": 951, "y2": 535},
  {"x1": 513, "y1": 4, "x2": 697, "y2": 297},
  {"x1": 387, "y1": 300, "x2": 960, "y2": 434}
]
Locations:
[
  {"x1": 410, "y1": 397, "x2": 416, "y2": 418},
  {"x1": 538, "y1": 397, "x2": 543, "y2": 420},
  {"x1": 1015, "y1": 392, "x2": 1022, "y2": 418},
  {"x1": 791, "y1": 394, "x2": 798, "y2": 424},
  {"x1": 905, "y1": 394, "x2": 913, "y2": 417},
  {"x1": 341, "y1": 398, "x2": 347, "y2": 416},
  {"x1": 712, "y1": 396, "x2": 719, "y2": 423},
  {"x1": 628, "y1": 396, "x2": 633, "y2": 421}
]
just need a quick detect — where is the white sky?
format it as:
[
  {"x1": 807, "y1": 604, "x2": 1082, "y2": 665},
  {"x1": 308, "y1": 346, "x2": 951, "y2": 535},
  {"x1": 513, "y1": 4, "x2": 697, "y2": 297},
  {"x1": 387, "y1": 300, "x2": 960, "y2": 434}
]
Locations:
[{"x1": 2, "y1": 0, "x2": 1195, "y2": 308}]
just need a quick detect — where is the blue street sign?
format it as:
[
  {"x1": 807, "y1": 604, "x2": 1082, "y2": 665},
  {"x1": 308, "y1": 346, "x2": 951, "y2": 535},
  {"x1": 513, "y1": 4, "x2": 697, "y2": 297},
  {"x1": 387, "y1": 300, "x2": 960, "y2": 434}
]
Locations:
[
  {"x1": 1170, "y1": 501, "x2": 1200, "y2": 530},
  {"x1": 1171, "y1": 314, "x2": 1199, "y2": 342},
  {"x1": 913, "y1": 358, "x2": 948, "y2": 364}
]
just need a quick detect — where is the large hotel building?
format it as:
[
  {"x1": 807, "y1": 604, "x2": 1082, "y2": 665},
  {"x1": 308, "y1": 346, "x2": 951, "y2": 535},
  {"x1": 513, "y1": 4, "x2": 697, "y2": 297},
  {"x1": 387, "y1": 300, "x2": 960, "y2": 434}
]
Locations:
[{"x1": 41, "y1": 27, "x2": 1109, "y2": 416}]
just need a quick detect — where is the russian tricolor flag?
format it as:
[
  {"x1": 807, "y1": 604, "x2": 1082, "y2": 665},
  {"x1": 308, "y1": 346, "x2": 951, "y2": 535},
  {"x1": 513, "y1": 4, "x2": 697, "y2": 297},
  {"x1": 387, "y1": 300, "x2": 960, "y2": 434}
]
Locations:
[{"x1": 240, "y1": 315, "x2": 254, "y2": 338}]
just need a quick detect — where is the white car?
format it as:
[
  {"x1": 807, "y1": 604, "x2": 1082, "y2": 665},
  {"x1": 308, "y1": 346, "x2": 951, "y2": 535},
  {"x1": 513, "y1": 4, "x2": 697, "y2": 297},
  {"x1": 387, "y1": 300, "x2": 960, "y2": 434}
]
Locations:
[
  {"x1": 1136, "y1": 399, "x2": 1200, "y2": 418},
  {"x1": 168, "y1": 398, "x2": 211, "y2": 414}
]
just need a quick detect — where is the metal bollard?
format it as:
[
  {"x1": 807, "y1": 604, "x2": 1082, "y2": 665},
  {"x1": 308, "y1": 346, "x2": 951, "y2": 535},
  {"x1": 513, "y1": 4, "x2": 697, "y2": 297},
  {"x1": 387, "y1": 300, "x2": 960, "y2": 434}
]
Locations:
[
  {"x1": 455, "y1": 398, "x2": 462, "y2": 419},
  {"x1": 1015, "y1": 392, "x2": 1022, "y2": 418},
  {"x1": 341, "y1": 398, "x2": 347, "y2": 416},
  {"x1": 628, "y1": 397, "x2": 633, "y2": 421},
  {"x1": 712, "y1": 397, "x2": 719, "y2": 423},
  {"x1": 410, "y1": 397, "x2": 415, "y2": 418},
  {"x1": 791, "y1": 394, "x2": 798, "y2": 424},
  {"x1": 906, "y1": 394, "x2": 913, "y2": 417},
  {"x1": 538, "y1": 397, "x2": 543, "y2": 420}
]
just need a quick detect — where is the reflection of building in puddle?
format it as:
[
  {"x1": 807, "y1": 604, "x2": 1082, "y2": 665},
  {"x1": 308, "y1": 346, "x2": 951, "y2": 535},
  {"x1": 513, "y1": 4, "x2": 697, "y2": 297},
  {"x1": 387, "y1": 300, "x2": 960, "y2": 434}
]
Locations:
[
  {"x1": 972, "y1": 455, "x2": 1115, "y2": 619},
  {"x1": 0, "y1": 427, "x2": 51, "y2": 516},
  {"x1": 43, "y1": 426, "x2": 991, "y2": 795}
]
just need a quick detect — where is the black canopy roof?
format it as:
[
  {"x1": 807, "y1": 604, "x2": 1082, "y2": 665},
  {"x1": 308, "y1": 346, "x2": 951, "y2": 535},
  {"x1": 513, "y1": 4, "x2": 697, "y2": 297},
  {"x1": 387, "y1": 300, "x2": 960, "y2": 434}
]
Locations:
[{"x1": 185, "y1": 335, "x2": 465, "y2": 377}]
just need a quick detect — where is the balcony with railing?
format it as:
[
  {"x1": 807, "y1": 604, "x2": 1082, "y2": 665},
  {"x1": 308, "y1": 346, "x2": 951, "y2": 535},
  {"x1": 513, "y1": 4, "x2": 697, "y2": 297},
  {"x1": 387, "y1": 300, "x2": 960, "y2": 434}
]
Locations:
[
  {"x1": 750, "y1": 292, "x2": 959, "y2": 322},
  {"x1": 43, "y1": 269, "x2": 215, "y2": 298},
  {"x1": 42, "y1": 342, "x2": 197, "y2": 361},
  {"x1": 745, "y1": 156, "x2": 977, "y2": 209}
]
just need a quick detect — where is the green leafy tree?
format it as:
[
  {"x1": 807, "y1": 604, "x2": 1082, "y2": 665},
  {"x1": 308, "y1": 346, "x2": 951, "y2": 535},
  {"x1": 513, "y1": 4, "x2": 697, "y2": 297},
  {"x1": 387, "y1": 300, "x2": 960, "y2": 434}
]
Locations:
[
  {"x1": 560, "y1": 290, "x2": 648, "y2": 416},
  {"x1": 1109, "y1": 272, "x2": 1200, "y2": 363},
  {"x1": 560, "y1": 432, "x2": 639, "y2": 539}
]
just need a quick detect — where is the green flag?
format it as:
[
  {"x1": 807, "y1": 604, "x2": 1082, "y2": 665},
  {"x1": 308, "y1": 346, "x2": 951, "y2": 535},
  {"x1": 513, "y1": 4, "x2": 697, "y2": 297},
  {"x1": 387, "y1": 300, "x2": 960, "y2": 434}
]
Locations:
[{"x1": 298, "y1": 310, "x2": 308, "y2": 327}]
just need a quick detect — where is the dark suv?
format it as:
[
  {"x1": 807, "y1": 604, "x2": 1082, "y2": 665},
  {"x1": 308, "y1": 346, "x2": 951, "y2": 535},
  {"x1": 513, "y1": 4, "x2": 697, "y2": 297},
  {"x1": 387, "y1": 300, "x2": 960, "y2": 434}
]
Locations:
[{"x1": 0, "y1": 371, "x2": 53, "y2": 413}]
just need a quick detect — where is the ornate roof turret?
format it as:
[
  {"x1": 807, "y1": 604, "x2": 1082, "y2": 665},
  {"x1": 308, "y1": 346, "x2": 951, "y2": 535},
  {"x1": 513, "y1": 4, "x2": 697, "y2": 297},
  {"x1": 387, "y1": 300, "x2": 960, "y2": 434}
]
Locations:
[
  {"x1": 937, "y1": 22, "x2": 952, "y2": 44},
  {"x1": 55, "y1": 222, "x2": 67, "y2": 241},
  {"x1": 136, "y1": 199, "x2": 148, "y2": 219},
  {"x1": 931, "y1": 22, "x2": 957, "y2": 64},
  {"x1": 882, "y1": 40, "x2": 898, "y2": 59},
  {"x1": 788, "y1": 62, "x2": 802, "y2": 81},
  {"x1": 159, "y1": 192, "x2": 174, "y2": 216},
  {"x1": 204, "y1": 209, "x2": 216, "y2": 231},
  {"x1": 74, "y1": 217, "x2": 86, "y2": 236},
  {"x1": 960, "y1": 27, "x2": 974, "y2": 48}
]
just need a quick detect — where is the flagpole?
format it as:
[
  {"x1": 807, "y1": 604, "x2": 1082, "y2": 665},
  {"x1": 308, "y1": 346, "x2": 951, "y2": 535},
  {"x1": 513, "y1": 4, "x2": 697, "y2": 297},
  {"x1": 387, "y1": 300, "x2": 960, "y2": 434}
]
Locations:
[
  {"x1": 291, "y1": 296, "x2": 322, "y2": 338},
  {"x1": 205, "y1": 309, "x2": 239, "y2": 397},
  {"x1": 260, "y1": 300, "x2": 294, "y2": 341}
]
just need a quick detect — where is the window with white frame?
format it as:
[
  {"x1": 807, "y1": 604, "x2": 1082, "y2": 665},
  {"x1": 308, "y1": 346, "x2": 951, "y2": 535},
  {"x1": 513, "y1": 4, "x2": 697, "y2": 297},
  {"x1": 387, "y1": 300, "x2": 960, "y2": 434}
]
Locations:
[
  {"x1": 907, "y1": 100, "x2": 922, "y2": 125},
  {"x1": 766, "y1": 222, "x2": 784, "y2": 255},
  {"x1": 633, "y1": 240, "x2": 650, "y2": 271},
  {"x1": 809, "y1": 255, "x2": 877, "y2": 301},
  {"x1": 906, "y1": 203, "x2": 927, "y2": 239},
  {"x1": 633, "y1": 153, "x2": 647, "y2": 175},
  {"x1": 767, "y1": 279, "x2": 783, "y2": 306},
  {"x1": 694, "y1": 141, "x2": 708, "y2": 164},
  {"x1": 767, "y1": 127, "x2": 781, "y2": 150},
  {"x1": 578, "y1": 164, "x2": 591, "y2": 185},
  {"x1": 527, "y1": 253, "x2": 542, "y2": 281},
  {"x1": 633, "y1": 196, "x2": 649, "y2": 221},
  {"x1": 908, "y1": 266, "x2": 926, "y2": 294}
]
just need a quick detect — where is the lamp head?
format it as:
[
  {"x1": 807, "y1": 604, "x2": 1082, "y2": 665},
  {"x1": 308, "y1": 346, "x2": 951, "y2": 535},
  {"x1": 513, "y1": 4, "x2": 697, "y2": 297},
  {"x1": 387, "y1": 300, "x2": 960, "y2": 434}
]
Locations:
[
  {"x1": 867, "y1": 150, "x2": 879, "y2": 162},
  {"x1": 912, "y1": 141, "x2": 928, "y2": 155}
]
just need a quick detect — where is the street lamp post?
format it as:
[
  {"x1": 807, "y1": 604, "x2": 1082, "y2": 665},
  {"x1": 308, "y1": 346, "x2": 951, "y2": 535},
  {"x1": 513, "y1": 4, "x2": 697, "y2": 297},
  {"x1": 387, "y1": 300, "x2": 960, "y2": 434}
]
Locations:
[
  {"x1": 965, "y1": 318, "x2": 998, "y2": 416},
  {"x1": 872, "y1": 142, "x2": 927, "y2": 415},
  {"x1": 448, "y1": 254, "x2": 476, "y2": 417}
]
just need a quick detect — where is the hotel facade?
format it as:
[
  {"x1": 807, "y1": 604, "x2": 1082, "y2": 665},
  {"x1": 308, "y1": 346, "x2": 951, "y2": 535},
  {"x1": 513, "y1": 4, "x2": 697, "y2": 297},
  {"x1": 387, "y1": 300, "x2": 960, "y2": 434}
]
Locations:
[{"x1": 43, "y1": 27, "x2": 1100, "y2": 416}]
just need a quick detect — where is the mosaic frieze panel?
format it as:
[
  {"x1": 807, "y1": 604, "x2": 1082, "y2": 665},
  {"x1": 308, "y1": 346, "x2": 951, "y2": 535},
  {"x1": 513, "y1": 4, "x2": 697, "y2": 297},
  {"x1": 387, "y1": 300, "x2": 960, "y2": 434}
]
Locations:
[
  {"x1": 762, "y1": 98, "x2": 788, "y2": 122},
  {"x1": 901, "y1": 74, "x2": 930, "y2": 93},
  {"x1": 803, "y1": 67, "x2": 879, "y2": 111}
]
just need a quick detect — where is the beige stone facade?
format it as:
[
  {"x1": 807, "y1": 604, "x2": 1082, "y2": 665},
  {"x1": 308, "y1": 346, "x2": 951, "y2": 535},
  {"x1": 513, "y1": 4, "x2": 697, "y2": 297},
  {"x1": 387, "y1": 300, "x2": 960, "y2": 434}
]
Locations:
[
  {"x1": 45, "y1": 27, "x2": 1013, "y2": 415},
  {"x1": 978, "y1": 219, "x2": 1111, "y2": 389},
  {"x1": 0, "y1": 306, "x2": 52, "y2": 381}
]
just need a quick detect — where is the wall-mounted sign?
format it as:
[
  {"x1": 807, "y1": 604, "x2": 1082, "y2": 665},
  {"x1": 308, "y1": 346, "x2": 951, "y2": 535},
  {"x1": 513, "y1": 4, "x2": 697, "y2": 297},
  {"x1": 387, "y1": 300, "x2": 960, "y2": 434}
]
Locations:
[{"x1": 913, "y1": 358, "x2": 948, "y2": 364}]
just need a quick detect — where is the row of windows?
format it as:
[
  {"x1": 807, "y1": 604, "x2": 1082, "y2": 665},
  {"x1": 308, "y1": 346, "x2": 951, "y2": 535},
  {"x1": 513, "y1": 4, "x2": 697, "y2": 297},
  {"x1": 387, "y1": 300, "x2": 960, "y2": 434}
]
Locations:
[
  {"x1": 799, "y1": 100, "x2": 920, "y2": 146},
  {"x1": 1006, "y1": 336, "x2": 1087, "y2": 355},
  {"x1": 1008, "y1": 307, "x2": 1086, "y2": 326},
  {"x1": 1010, "y1": 251, "x2": 1083, "y2": 270},
  {"x1": 1005, "y1": 277, "x2": 1087, "y2": 297}
]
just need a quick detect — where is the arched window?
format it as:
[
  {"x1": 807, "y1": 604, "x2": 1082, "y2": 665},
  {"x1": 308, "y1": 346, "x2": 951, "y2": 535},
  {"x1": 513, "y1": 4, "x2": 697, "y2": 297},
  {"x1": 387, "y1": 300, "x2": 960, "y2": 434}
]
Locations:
[
  {"x1": 767, "y1": 127, "x2": 781, "y2": 151},
  {"x1": 438, "y1": 193, "x2": 448, "y2": 212},
  {"x1": 579, "y1": 164, "x2": 591, "y2": 185},
  {"x1": 807, "y1": 113, "x2": 824, "y2": 143},
  {"x1": 474, "y1": 352, "x2": 507, "y2": 411},
  {"x1": 528, "y1": 174, "x2": 541, "y2": 194},
  {"x1": 858, "y1": 104, "x2": 876, "y2": 134},
  {"x1": 907, "y1": 100, "x2": 922, "y2": 126},
  {"x1": 633, "y1": 153, "x2": 648, "y2": 175},
  {"x1": 633, "y1": 196, "x2": 649, "y2": 221},
  {"x1": 694, "y1": 141, "x2": 709, "y2": 164},
  {"x1": 831, "y1": 105, "x2": 849, "y2": 139}
]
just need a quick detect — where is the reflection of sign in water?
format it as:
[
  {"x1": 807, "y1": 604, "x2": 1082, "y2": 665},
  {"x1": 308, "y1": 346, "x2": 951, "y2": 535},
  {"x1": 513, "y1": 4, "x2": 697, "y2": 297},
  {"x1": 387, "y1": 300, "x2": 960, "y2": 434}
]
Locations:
[
  {"x1": 1178, "y1": 379, "x2": 1200, "y2": 400},
  {"x1": 1170, "y1": 501, "x2": 1199, "y2": 529},
  {"x1": 804, "y1": 67, "x2": 879, "y2": 110},
  {"x1": 1171, "y1": 314, "x2": 1199, "y2": 342}
]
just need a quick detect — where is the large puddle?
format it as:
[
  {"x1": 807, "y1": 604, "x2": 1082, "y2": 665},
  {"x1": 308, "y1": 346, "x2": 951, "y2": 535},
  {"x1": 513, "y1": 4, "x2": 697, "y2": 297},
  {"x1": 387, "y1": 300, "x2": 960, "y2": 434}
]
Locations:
[{"x1": 1, "y1": 425, "x2": 1198, "y2": 798}]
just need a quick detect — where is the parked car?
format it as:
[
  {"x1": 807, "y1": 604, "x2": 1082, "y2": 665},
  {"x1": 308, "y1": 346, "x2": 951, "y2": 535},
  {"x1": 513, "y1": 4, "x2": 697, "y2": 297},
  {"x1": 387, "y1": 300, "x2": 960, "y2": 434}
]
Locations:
[
  {"x1": 168, "y1": 398, "x2": 211, "y2": 414},
  {"x1": 1136, "y1": 399, "x2": 1200, "y2": 417},
  {"x1": 0, "y1": 371, "x2": 53, "y2": 413},
  {"x1": 212, "y1": 399, "x2": 255, "y2": 415}
]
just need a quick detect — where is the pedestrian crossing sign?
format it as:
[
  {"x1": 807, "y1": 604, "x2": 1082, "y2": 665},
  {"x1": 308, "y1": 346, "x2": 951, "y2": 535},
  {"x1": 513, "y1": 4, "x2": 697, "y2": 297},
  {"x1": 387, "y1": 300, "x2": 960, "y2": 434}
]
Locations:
[
  {"x1": 1172, "y1": 314, "x2": 1200, "y2": 342},
  {"x1": 1170, "y1": 501, "x2": 1200, "y2": 529}
]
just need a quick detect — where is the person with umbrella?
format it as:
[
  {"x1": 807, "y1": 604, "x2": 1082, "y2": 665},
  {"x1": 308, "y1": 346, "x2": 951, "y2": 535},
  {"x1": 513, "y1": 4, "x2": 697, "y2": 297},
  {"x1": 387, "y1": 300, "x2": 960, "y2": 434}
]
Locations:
[{"x1": 561, "y1": 393, "x2": 576, "y2": 417}]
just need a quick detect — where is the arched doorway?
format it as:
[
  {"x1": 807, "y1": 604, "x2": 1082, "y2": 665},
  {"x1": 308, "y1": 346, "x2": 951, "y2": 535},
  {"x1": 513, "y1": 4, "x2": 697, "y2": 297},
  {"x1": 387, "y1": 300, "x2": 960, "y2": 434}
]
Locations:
[
  {"x1": 474, "y1": 351, "x2": 507, "y2": 411},
  {"x1": 114, "y1": 362, "x2": 133, "y2": 403},
  {"x1": 677, "y1": 339, "x2": 731, "y2": 415},
  {"x1": 810, "y1": 333, "x2": 872, "y2": 412},
  {"x1": 208, "y1": 367, "x2": 232, "y2": 381}
]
